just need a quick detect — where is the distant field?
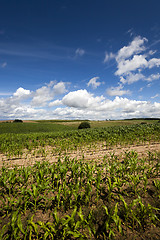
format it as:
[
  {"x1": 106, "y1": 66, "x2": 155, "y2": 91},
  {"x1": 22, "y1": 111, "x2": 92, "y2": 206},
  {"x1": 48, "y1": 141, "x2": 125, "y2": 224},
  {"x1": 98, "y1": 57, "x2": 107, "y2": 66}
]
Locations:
[
  {"x1": 0, "y1": 122, "x2": 76, "y2": 134},
  {"x1": 89, "y1": 119, "x2": 159, "y2": 128},
  {"x1": 34, "y1": 119, "x2": 160, "y2": 128},
  {"x1": 0, "y1": 119, "x2": 159, "y2": 134}
]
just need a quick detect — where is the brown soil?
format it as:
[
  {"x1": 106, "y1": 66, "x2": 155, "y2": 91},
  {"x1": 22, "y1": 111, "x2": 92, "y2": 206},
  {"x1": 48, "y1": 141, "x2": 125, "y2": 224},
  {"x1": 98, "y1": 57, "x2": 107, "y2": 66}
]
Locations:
[{"x1": 0, "y1": 142, "x2": 160, "y2": 169}]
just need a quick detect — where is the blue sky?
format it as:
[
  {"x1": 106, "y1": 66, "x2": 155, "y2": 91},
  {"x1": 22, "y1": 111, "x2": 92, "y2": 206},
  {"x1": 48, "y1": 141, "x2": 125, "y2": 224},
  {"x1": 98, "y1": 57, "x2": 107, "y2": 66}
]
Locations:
[{"x1": 0, "y1": 0, "x2": 160, "y2": 120}]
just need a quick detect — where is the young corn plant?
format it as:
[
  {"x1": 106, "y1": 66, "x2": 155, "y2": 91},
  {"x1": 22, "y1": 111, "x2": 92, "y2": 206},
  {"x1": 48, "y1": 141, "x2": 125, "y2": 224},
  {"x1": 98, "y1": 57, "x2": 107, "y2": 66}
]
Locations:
[
  {"x1": 102, "y1": 203, "x2": 122, "y2": 239},
  {"x1": 1, "y1": 210, "x2": 25, "y2": 240},
  {"x1": 106, "y1": 177, "x2": 117, "y2": 201}
]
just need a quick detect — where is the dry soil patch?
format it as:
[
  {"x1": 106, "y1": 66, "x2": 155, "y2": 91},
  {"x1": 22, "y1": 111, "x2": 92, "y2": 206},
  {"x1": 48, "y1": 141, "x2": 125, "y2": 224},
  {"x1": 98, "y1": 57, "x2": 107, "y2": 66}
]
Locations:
[{"x1": 0, "y1": 142, "x2": 160, "y2": 168}]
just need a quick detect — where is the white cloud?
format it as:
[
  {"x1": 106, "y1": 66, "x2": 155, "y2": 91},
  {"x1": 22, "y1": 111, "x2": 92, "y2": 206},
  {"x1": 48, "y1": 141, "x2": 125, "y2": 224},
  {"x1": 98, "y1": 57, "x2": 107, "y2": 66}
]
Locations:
[
  {"x1": 148, "y1": 50, "x2": 157, "y2": 55},
  {"x1": 112, "y1": 36, "x2": 160, "y2": 87},
  {"x1": 106, "y1": 84, "x2": 131, "y2": 96},
  {"x1": 148, "y1": 58, "x2": 160, "y2": 68},
  {"x1": 104, "y1": 52, "x2": 115, "y2": 63},
  {"x1": 53, "y1": 82, "x2": 67, "y2": 95},
  {"x1": 151, "y1": 94, "x2": 159, "y2": 99},
  {"x1": 51, "y1": 97, "x2": 160, "y2": 120},
  {"x1": 145, "y1": 73, "x2": 160, "y2": 82},
  {"x1": 13, "y1": 87, "x2": 31, "y2": 99},
  {"x1": 62, "y1": 89, "x2": 104, "y2": 109},
  {"x1": 116, "y1": 36, "x2": 147, "y2": 62},
  {"x1": 49, "y1": 99, "x2": 62, "y2": 107},
  {"x1": 120, "y1": 73, "x2": 145, "y2": 84},
  {"x1": 31, "y1": 81, "x2": 67, "y2": 106},
  {"x1": 53, "y1": 106, "x2": 103, "y2": 120},
  {"x1": 127, "y1": 28, "x2": 134, "y2": 37},
  {"x1": 47, "y1": 80, "x2": 57, "y2": 87},
  {"x1": 0, "y1": 92, "x2": 12, "y2": 96},
  {"x1": 31, "y1": 86, "x2": 51, "y2": 106},
  {"x1": 75, "y1": 48, "x2": 85, "y2": 56},
  {"x1": 120, "y1": 72, "x2": 160, "y2": 85},
  {"x1": 10, "y1": 106, "x2": 46, "y2": 119},
  {"x1": 0, "y1": 86, "x2": 160, "y2": 120},
  {"x1": 0, "y1": 74, "x2": 160, "y2": 120},
  {"x1": 115, "y1": 54, "x2": 148, "y2": 76},
  {"x1": 87, "y1": 77, "x2": 101, "y2": 89},
  {"x1": 0, "y1": 94, "x2": 46, "y2": 120}
]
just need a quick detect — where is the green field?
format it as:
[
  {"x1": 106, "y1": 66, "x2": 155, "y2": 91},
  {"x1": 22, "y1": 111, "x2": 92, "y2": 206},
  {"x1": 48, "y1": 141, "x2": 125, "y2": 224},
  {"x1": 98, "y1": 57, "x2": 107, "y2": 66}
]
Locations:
[
  {"x1": 0, "y1": 120, "x2": 160, "y2": 239},
  {"x1": 0, "y1": 122, "x2": 160, "y2": 158},
  {"x1": 0, "y1": 122, "x2": 76, "y2": 134},
  {"x1": 0, "y1": 118, "x2": 159, "y2": 134}
]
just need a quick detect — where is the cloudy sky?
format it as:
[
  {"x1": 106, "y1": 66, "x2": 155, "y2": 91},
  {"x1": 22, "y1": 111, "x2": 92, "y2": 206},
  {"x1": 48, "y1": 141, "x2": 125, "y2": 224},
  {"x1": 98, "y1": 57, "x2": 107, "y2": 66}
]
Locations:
[{"x1": 0, "y1": 0, "x2": 160, "y2": 120}]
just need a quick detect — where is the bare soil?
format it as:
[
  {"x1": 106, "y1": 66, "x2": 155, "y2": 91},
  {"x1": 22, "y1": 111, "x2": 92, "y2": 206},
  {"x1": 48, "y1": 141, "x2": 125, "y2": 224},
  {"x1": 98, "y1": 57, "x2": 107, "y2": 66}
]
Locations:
[{"x1": 0, "y1": 141, "x2": 160, "y2": 168}]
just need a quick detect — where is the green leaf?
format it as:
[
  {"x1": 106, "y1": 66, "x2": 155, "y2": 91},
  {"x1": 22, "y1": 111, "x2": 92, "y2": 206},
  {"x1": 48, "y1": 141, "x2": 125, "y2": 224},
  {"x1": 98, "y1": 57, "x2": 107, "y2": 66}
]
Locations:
[
  {"x1": 103, "y1": 205, "x2": 109, "y2": 215},
  {"x1": 17, "y1": 214, "x2": 25, "y2": 234},
  {"x1": 67, "y1": 230, "x2": 81, "y2": 238}
]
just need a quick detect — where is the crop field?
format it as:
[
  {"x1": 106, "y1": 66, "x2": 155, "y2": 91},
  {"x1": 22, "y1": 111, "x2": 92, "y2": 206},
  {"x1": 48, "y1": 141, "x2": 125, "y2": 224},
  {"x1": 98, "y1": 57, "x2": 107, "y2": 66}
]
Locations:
[
  {"x1": 0, "y1": 120, "x2": 160, "y2": 239},
  {"x1": 0, "y1": 122, "x2": 77, "y2": 134}
]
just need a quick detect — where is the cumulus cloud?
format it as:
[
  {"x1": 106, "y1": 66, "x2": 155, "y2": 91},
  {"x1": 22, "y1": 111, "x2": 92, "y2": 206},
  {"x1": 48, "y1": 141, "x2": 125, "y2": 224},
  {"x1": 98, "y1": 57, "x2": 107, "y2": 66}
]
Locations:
[
  {"x1": 87, "y1": 77, "x2": 101, "y2": 89},
  {"x1": 116, "y1": 36, "x2": 147, "y2": 62},
  {"x1": 148, "y1": 58, "x2": 160, "y2": 68},
  {"x1": 53, "y1": 82, "x2": 67, "y2": 95},
  {"x1": 145, "y1": 73, "x2": 160, "y2": 82},
  {"x1": 62, "y1": 89, "x2": 104, "y2": 108},
  {"x1": 120, "y1": 73, "x2": 145, "y2": 84},
  {"x1": 0, "y1": 85, "x2": 160, "y2": 120},
  {"x1": 13, "y1": 87, "x2": 31, "y2": 99},
  {"x1": 75, "y1": 48, "x2": 85, "y2": 57},
  {"x1": 104, "y1": 35, "x2": 160, "y2": 93},
  {"x1": 53, "y1": 107, "x2": 103, "y2": 120},
  {"x1": 31, "y1": 86, "x2": 52, "y2": 106},
  {"x1": 10, "y1": 106, "x2": 46, "y2": 119},
  {"x1": 120, "y1": 72, "x2": 160, "y2": 85},
  {"x1": 51, "y1": 96, "x2": 160, "y2": 120},
  {"x1": 49, "y1": 99, "x2": 62, "y2": 107},
  {"x1": 0, "y1": 94, "x2": 46, "y2": 120},
  {"x1": 31, "y1": 81, "x2": 67, "y2": 106},
  {"x1": 115, "y1": 36, "x2": 160, "y2": 78},
  {"x1": 115, "y1": 54, "x2": 148, "y2": 76},
  {"x1": 106, "y1": 84, "x2": 131, "y2": 96},
  {"x1": 0, "y1": 70, "x2": 160, "y2": 120},
  {"x1": 0, "y1": 80, "x2": 67, "y2": 119}
]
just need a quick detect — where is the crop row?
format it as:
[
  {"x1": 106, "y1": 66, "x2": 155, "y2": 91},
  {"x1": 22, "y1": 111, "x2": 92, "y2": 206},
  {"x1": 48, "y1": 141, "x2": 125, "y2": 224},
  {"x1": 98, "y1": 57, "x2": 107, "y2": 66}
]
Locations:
[
  {"x1": 0, "y1": 123, "x2": 160, "y2": 159},
  {"x1": 0, "y1": 151, "x2": 160, "y2": 239}
]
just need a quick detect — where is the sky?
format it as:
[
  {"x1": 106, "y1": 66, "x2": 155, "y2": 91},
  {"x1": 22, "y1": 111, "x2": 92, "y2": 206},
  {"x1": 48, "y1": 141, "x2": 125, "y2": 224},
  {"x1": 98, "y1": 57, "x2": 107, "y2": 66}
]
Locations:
[{"x1": 0, "y1": 0, "x2": 160, "y2": 120}]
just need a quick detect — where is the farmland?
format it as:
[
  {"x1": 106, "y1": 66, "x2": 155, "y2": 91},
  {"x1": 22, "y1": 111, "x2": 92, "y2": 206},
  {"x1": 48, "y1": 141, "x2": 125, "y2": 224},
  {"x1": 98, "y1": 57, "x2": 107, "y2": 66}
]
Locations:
[{"x1": 0, "y1": 120, "x2": 160, "y2": 239}]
